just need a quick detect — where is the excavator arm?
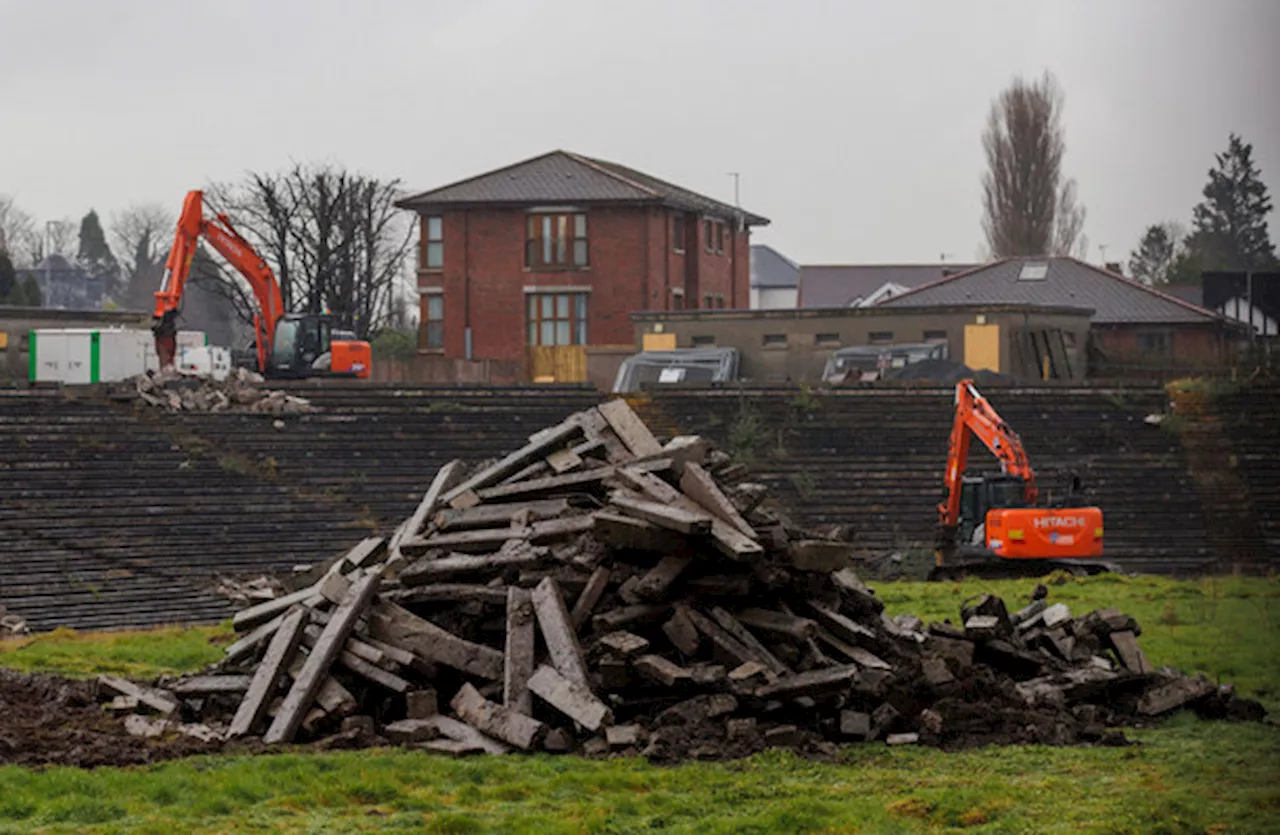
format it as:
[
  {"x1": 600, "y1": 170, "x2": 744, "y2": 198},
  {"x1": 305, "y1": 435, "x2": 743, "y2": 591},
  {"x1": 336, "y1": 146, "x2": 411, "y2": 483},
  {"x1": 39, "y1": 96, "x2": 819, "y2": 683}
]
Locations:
[
  {"x1": 152, "y1": 190, "x2": 285, "y2": 373},
  {"x1": 937, "y1": 379, "x2": 1038, "y2": 541}
]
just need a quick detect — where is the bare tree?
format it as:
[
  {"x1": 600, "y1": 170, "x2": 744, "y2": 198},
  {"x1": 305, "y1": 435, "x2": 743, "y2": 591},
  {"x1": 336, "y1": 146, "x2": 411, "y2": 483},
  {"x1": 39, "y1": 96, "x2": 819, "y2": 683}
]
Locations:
[
  {"x1": 0, "y1": 194, "x2": 38, "y2": 266},
  {"x1": 203, "y1": 163, "x2": 413, "y2": 338},
  {"x1": 110, "y1": 203, "x2": 175, "y2": 310},
  {"x1": 980, "y1": 71, "x2": 1087, "y2": 258}
]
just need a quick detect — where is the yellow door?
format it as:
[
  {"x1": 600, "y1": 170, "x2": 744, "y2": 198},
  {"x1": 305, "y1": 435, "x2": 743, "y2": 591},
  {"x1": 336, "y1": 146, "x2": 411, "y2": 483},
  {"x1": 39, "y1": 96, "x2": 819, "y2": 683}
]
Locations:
[
  {"x1": 643, "y1": 332, "x2": 676, "y2": 351},
  {"x1": 963, "y1": 324, "x2": 1001, "y2": 372},
  {"x1": 527, "y1": 346, "x2": 587, "y2": 383}
]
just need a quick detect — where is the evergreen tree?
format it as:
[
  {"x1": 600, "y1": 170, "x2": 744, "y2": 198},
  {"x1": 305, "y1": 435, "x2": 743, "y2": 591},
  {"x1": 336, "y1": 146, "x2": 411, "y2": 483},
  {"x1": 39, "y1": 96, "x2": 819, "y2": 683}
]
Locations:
[
  {"x1": 77, "y1": 209, "x2": 122, "y2": 299},
  {"x1": 1184, "y1": 133, "x2": 1277, "y2": 272},
  {"x1": 13, "y1": 275, "x2": 43, "y2": 307},
  {"x1": 1127, "y1": 223, "x2": 1182, "y2": 285},
  {"x1": 0, "y1": 248, "x2": 15, "y2": 301}
]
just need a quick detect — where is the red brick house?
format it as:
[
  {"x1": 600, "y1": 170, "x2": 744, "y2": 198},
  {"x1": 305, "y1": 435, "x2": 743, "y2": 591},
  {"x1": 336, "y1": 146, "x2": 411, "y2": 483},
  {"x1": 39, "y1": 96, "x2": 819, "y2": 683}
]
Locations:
[{"x1": 395, "y1": 150, "x2": 769, "y2": 383}]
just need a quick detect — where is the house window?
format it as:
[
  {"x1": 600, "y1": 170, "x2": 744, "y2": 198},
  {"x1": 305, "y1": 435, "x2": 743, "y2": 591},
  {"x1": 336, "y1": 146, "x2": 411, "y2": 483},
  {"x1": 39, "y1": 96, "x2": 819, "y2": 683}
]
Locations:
[
  {"x1": 423, "y1": 216, "x2": 443, "y2": 270},
  {"x1": 815, "y1": 332, "x2": 841, "y2": 347},
  {"x1": 527, "y1": 292, "x2": 588, "y2": 346},
  {"x1": 421, "y1": 293, "x2": 444, "y2": 350},
  {"x1": 715, "y1": 222, "x2": 724, "y2": 254},
  {"x1": 923, "y1": 329, "x2": 948, "y2": 342},
  {"x1": 1136, "y1": 330, "x2": 1171, "y2": 355},
  {"x1": 701, "y1": 292, "x2": 725, "y2": 309},
  {"x1": 673, "y1": 216, "x2": 685, "y2": 253},
  {"x1": 672, "y1": 288, "x2": 685, "y2": 310},
  {"x1": 526, "y1": 213, "x2": 588, "y2": 269},
  {"x1": 691, "y1": 335, "x2": 716, "y2": 347},
  {"x1": 704, "y1": 219, "x2": 713, "y2": 253},
  {"x1": 869, "y1": 331, "x2": 894, "y2": 345},
  {"x1": 715, "y1": 293, "x2": 725, "y2": 309},
  {"x1": 762, "y1": 333, "x2": 787, "y2": 347}
]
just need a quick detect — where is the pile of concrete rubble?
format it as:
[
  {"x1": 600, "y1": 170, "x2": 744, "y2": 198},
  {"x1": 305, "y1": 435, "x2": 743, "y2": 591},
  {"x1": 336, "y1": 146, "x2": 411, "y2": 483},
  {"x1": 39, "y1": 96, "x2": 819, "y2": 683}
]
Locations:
[
  {"x1": 99, "y1": 399, "x2": 1266, "y2": 759},
  {"x1": 125, "y1": 367, "x2": 316, "y2": 414}
]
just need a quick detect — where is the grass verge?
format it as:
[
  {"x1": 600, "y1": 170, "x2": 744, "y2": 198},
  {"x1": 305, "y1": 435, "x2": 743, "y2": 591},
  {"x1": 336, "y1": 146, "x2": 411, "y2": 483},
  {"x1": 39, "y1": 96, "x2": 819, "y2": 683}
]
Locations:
[
  {"x1": 0, "y1": 721, "x2": 1276, "y2": 834},
  {"x1": 0, "y1": 623, "x2": 231, "y2": 680}
]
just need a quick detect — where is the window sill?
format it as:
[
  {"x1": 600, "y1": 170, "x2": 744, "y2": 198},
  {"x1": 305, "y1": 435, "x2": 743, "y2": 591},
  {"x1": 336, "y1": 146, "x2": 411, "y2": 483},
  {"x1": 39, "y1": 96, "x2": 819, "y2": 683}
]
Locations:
[
  {"x1": 417, "y1": 348, "x2": 445, "y2": 355},
  {"x1": 417, "y1": 267, "x2": 443, "y2": 274},
  {"x1": 524, "y1": 265, "x2": 591, "y2": 273}
]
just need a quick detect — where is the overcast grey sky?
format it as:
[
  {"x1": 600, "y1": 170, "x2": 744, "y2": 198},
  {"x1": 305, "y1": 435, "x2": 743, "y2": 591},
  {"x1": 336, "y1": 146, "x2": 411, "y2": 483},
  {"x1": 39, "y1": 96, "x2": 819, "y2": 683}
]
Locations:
[{"x1": 2, "y1": 0, "x2": 1277, "y2": 265}]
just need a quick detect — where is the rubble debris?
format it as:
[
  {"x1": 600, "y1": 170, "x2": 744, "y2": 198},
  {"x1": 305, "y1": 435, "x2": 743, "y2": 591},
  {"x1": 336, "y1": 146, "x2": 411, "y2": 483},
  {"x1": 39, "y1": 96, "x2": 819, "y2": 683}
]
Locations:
[
  {"x1": 88, "y1": 399, "x2": 1266, "y2": 765},
  {"x1": 0, "y1": 605, "x2": 29, "y2": 637},
  {"x1": 119, "y1": 367, "x2": 317, "y2": 414}
]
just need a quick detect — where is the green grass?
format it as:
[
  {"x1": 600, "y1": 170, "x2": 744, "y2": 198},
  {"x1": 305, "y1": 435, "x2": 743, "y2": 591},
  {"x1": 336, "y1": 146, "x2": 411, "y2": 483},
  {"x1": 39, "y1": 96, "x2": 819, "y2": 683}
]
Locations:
[
  {"x1": 0, "y1": 623, "x2": 230, "y2": 680},
  {"x1": 0, "y1": 576, "x2": 1276, "y2": 833},
  {"x1": 0, "y1": 723, "x2": 1276, "y2": 834}
]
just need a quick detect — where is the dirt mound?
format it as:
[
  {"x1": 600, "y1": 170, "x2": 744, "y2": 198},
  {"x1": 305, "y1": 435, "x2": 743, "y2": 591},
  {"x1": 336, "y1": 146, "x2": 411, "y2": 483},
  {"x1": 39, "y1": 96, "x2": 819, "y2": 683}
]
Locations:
[{"x1": 0, "y1": 670, "x2": 219, "y2": 768}]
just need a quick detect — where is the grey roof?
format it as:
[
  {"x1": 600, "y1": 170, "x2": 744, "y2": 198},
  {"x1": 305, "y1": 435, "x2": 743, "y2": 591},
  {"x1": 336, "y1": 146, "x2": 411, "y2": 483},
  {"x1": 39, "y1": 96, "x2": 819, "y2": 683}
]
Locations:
[
  {"x1": 1161, "y1": 285, "x2": 1204, "y2": 306},
  {"x1": 397, "y1": 150, "x2": 769, "y2": 226},
  {"x1": 750, "y1": 244, "x2": 799, "y2": 288},
  {"x1": 798, "y1": 263, "x2": 976, "y2": 307},
  {"x1": 879, "y1": 257, "x2": 1227, "y2": 325}
]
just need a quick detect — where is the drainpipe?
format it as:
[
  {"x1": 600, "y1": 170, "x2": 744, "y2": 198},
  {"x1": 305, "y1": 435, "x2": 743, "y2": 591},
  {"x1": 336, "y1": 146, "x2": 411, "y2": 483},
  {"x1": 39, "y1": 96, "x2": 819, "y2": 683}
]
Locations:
[
  {"x1": 663, "y1": 210, "x2": 670, "y2": 309},
  {"x1": 729, "y1": 223, "x2": 737, "y2": 307},
  {"x1": 642, "y1": 207, "x2": 650, "y2": 315},
  {"x1": 463, "y1": 210, "x2": 472, "y2": 360}
]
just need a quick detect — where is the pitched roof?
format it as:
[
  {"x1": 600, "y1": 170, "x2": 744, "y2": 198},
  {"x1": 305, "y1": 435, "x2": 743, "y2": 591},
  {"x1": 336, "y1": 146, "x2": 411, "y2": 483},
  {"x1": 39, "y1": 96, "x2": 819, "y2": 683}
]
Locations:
[
  {"x1": 798, "y1": 263, "x2": 976, "y2": 307},
  {"x1": 878, "y1": 256, "x2": 1230, "y2": 325},
  {"x1": 750, "y1": 244, "x2": 799, "y2": 288},
  {"x1": 396, "y1": 150, "x2": 769, "y2": 226}
]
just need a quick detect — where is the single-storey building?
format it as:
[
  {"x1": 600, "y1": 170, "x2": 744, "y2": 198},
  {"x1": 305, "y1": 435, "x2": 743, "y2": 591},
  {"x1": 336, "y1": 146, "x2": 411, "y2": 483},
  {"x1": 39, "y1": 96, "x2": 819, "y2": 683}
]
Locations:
[
  {"x1": 878, "y1": 257, "x2": 1244, "y2": 372},
  {"x1": 394, "y1": 150, "x2": 769, "y2": 384},
  {"x1": 631, "y1": 302, "x2": 1094, "y2": 382}
]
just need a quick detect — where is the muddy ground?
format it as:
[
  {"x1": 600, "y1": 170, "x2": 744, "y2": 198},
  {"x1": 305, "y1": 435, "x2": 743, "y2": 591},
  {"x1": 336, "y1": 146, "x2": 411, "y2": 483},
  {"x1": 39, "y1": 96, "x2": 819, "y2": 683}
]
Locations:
[{"x1": 0, "y1": 665, "x2": 1262, "y2": 769}]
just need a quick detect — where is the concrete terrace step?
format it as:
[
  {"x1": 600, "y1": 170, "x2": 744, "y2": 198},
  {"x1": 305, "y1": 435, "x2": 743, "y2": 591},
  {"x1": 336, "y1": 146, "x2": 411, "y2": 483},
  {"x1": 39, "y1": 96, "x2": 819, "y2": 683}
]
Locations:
[{"x1": 0, "y1": 381, "x2": 1276, "y2": 631}]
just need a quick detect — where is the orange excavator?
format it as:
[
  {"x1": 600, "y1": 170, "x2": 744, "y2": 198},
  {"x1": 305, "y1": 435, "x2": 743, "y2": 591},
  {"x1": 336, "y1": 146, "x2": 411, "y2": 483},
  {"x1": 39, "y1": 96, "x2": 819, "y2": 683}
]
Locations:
[
  {"x1": 929, "y1": 379, "x2": 1110, "y2": 580},
  {"x1": 152, "y1": 190, "x2": 372, "y2": 379}
]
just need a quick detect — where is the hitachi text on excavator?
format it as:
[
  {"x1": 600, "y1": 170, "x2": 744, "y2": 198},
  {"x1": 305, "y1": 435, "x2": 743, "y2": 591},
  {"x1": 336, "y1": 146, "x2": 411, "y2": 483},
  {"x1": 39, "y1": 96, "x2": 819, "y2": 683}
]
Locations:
[
  {"x1": 929, "y1": 379, "x2": 1113, "y2": 581},
  {"x1": 152, "y1": 190, "x2": 373, "y2": 380}
]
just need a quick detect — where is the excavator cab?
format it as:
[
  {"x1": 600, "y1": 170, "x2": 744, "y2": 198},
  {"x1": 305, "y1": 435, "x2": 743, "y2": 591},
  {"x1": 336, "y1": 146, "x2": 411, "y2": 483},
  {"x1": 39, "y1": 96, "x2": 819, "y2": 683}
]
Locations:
[
  {"x1": 957, "y1": 474, "x2": 1028, "y2": 545},
  {"x1": 269, "y1": 314, "x2": 370, "y2": 379}
]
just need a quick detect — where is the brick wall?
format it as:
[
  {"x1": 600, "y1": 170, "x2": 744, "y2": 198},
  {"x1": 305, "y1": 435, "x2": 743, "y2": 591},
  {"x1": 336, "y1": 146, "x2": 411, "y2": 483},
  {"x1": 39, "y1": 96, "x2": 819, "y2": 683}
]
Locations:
[
  {"x1": 415, "y1": 206, "x2": 754, "y2": 366},
  {"x1": 1094, "y1": 325, "x2": 1229, "y2": 368}
]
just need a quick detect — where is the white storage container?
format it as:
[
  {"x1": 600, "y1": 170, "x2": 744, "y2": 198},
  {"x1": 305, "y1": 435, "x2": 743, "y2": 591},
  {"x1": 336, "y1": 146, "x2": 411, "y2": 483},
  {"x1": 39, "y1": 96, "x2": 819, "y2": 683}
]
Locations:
[
  {"x1": 177, "y1": 330, "x2": 208, "y2": 351},
  {"x1": 28, "y1": 327, "x2": 155, "y2": 384},
  {"x1": 176, "y1": 345, "x2": 231, "y2": 381}
]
